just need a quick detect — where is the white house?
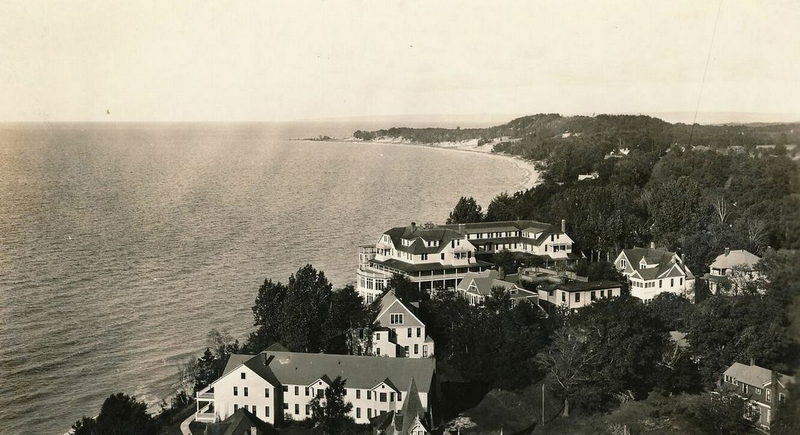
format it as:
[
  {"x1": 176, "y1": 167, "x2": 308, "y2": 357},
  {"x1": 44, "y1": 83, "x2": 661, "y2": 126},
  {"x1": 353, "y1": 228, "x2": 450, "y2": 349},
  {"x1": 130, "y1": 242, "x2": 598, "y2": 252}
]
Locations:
[
  {"x1": 440, "y1": 219, "x2": 575, "y2": 259},
  {"x1": 455, "y1": 270, "x2": 538, "y2": 306},
  {"x1": 704, "y1": 249, "x2": 762, "y2": 294},
  {"x1": 195, "y1": 349, "x2": 436, "y2": 427},
  {"x1": 356, "y1": 223, "x2": 493, "y2": 303},
  {"x1": 373, "y1": 378, "x2": 431, "y2": 434},
  {"x1": 370, "y1": 291, "x2": 434, "y2": 359},
  {"x1": 614, "y1": 244, "x2": 695, "y2": 301},
  {"x1": 537, "y1": 280, "x2": 623, "y2": 310}
]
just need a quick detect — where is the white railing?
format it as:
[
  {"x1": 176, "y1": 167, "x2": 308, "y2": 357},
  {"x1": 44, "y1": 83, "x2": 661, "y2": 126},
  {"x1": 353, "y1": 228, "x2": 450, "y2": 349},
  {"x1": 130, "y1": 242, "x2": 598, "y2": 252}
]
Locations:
[{"x1": 196, "y1": 412, "x2": 216, "y2": 423}]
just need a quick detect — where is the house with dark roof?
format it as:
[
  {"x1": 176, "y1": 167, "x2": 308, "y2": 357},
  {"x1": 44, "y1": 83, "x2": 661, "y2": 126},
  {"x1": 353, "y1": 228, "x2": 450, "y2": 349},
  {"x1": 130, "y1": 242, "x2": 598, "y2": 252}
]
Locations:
[
  {"x1": 721, "y1": 361, "x2": 794, "y2": 431},
  {"x1": 614, "y1": 243, "x2": 695, "y2": 301},
  {"x1": 194, "y1": 349, "x2": 436, "y2": 427},
  {"x1": 703, "y1": 248, "x2": 762, "y2": 294},
  {"x1": 537, "y1": 280, "x2": 623, "y2": 309},
  {"x1": 368, "y1": 291, "x2": 434, "y2": 358},
  {"x1": 356, "y1": 222, "x2": 493, "y2": 303},
  {"x1": 455, "y1": 270, "x2": 538, "y2": 306},
  {"x1": 372, "y1": 379, "x2": 431, "y2": 435}
]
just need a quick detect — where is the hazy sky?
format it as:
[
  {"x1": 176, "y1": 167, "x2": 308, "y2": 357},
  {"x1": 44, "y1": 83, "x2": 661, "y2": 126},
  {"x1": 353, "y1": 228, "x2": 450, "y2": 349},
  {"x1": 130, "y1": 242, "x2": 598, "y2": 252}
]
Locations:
[{"x1": 2, "y1": 0, "x2": 799, "y2": 122}]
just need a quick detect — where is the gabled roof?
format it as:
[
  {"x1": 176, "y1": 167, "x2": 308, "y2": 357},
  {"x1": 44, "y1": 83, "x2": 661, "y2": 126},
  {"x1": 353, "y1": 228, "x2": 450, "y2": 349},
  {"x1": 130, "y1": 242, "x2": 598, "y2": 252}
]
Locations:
[
  {"x1": 374, "y1": 292, "x2": 425, "y2": 328},
  {"x1": 456, "y1": 270, "x2": 516, "y2": 296},
  {"x1": 239, "y1": 350, "x2": 435, "y2": 393},
  {"x1": 221, "y1": 408, "x2": 275, "y2": 435},
  {"x1": 439, "y1": 220, "x2": 556, "y2": 234},
  {"x1": 621, "y1": 247, "x2": 692, "y2": 281},
  {"x1": 724, "y1": 362, "x2": 794, "y2": 388},
  {"x1": 710, "y1": 250, "x2": 761, "y2": 270},
  {"x1": 383, "y1": 226, "x2": 465, "y2": 255},
  {"x1": 397, "y1": 378, "x2": 429, "y2": 434}
]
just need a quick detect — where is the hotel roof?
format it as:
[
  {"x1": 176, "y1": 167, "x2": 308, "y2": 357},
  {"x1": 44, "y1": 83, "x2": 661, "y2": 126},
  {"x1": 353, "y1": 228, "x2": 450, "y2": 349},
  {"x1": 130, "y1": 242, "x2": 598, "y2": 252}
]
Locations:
[
  {"x1": 439, "y1": 220, "x2": 556, "y2": 233},
  {"x1": 220, "y1": 349, "x2": 436, "y2": 393},
  {"x1": 710, "y1": 249, "x2": 761, "y2": 270},
  {"x1": 370, "y1": 257, "x2": 493, "y2": 273},
  {"x1": 554, "y1": 280, "x2": 624, "y2": 292}
]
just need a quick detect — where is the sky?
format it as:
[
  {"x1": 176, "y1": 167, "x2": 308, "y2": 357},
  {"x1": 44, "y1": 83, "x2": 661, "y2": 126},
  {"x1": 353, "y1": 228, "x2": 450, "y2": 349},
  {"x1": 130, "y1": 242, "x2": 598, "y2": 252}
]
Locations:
[{"x1": 1, "y1": 0, "x2": 799, "y2": 122}]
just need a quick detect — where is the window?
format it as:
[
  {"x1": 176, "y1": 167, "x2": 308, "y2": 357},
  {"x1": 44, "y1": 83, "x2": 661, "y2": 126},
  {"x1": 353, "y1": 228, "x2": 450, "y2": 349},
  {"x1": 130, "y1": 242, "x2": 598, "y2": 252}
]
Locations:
[
  {"x1": 380, "y1": 392, "x2": 387, "y2": 402},
  {"x1": 390, "y1": 392, "x2": 395, "y2": 402},
  {"x1": 357, "y1": 408, "x2": 361, "y2": 419},
  {"x1": 244, "y1": 387, "x2": 248, "y2": 397},
  {"x1": 398, "y1": 392, "x2": 402, "y2": 401},
  {"x1": 408, "y1": 328, "x2": 412, "y2": 337},
  {"x1": 590, "y1": 291, "x2": 596, "y2": 301},
  {"x1": 620, "y1": 259, "x2": 627, "y2": 268},
  {"x1": 390, "y1": 313, "x2": 404, "y2": 325},
  {"x1": 421, "y1": 253, "x2": 428, "y2": 261},
  {"x1": 404, "y1": 345, "x2": 409, "y2": 356},
  {"x1": 252, "y1": 406, "x2": 256, "y2": 417},
  {"x1": 367, "y1": 391, "x2": 371, "y2": 400},
  {"x1": 265, "y1": 406, "x2": 270, "y2": 417},
  {"x1": 376, "y1": 348, "x2": 380, "y2": 355},
  {"x1": 561, "y1": 291, "x2": 566, "y2": 302},
  {"x1": 766, "y1": 389, "x2": 772, "y2": 402},
  {"x1": 356, "y1": 390, "x2": 361, "y2": 399},
  {"x1": 294, "y1": 386, "x2": 299, "y2": 395},
  {"x1": 659, "y1": 279, "x2": 662, "y2": 288},
  {"x1": 305, "y1": 387, "x2": 309, "y2": 396},
  {"x1": 283, "y1": 403, "x2": 288, "y2": 410},
  {"x1": 306, "y1": 405, "x2": 310, "y2": 415},
  {"x1": 375, "y1": 332, "x2": 380, "y2": 340},
  {"x1": 317, "y1": 389, "x2": 324, "y2": 398},
  {"x1": 441, "y1": 253, "x2": 445, "y2": 260},
  {"x1": 670, "y1": 278, "x2": 674, "y2": 286},
  {"x1": 575, "y1": 292, "x2": 580, "y2": 303},
  {"x1": 680, "y1": 278, "x2": 683, "y2": 285},
  {"x1": 283, "y1": 385, "x2": 288, "y2": 393},
  {"x1": 234, "y1": 404, "x2": 239, "y2": 411},
  {"x1": 368, "y1": 408, "x2": 372, "y2": 419},
  {"x1": 417, "y1": 327, "x2": 421, "y2": 337},
  {"x1": 414, "y1": 344, "x2": 419, "y2": 354},
  {"x1": 233, "y1": 386, "x2": 238, "y2": 396},
  {"x1": 241, "y1": 372, "x2": 246, "y2": 379},
  {"x1": 265, "y1": 388, "x2": 270, "y2": 397},
  {"x1": 295, "y1": 404, "x2": 299, "y2": 415},
  {"x1": 600, "y1": 290, "x2": 605, "y2": 297},
  {"x1": 423, "y1": 345, "x2": 428, "y2": 357}
]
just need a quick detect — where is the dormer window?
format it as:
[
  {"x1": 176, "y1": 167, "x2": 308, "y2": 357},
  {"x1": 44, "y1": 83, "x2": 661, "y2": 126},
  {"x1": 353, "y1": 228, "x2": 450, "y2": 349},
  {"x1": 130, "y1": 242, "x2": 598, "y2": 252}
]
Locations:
[
  {"x1": 390, "y1": 313, "x2": 404, "y2": 325},
  {"x1": 639, "y1": 259, "x2": 647, "y2": 268}
]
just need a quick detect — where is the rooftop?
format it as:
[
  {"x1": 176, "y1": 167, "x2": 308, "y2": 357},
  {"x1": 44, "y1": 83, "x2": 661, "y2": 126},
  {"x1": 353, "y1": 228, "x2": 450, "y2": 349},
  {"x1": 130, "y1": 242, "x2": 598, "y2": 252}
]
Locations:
[
  {"x1": 710, "y1": 249, "x2": 761, "y2": 270},
  {"x1": 724, "y1": 362, "x2": 794, "y2": 388},
  {"x1": 555, "y1": 280, "x2": 624, "y2": 292}
]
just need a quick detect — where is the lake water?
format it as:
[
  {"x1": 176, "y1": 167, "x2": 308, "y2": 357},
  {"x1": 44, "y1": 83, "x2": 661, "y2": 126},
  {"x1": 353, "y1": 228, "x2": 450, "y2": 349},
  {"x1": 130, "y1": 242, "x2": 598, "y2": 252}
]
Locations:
[{"x1": 0, "y1": 122, "x2": 531, "y2": 434}]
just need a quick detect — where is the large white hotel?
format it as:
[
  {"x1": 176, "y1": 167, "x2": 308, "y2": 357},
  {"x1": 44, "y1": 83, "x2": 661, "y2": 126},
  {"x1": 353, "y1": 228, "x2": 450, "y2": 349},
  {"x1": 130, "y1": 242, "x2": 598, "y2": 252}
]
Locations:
[{"x1": 357, "y1": 220, "x2": 574, "y2": 303}]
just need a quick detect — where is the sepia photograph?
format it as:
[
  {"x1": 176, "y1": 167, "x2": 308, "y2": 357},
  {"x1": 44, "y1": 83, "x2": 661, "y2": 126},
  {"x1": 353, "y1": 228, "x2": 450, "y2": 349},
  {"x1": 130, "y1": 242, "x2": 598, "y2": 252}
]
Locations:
[{"x1": 1, "y1": 1, "x2": 799, "y2": 434}]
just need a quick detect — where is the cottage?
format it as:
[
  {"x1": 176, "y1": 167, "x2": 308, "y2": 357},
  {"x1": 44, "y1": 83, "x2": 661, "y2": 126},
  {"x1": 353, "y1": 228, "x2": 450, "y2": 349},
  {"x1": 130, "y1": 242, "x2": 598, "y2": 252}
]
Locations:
[
  {"x1": 369, "y1": 291, "x2": 434, "y2": 359},
  {"x1": 455, "y1": 270, "x2": 538, "y2": 306},
  {"x1": 614, "y1": 244, "x2": 694, "y2": 300},
  {"x1": 537, "y1": 280, "x2": 623, "y2": 310},
  {"x1": 704, "y1": 248, "x2": 762, "y2": 294},
  {"x1": 721, "y1": 362, "x2": 794, "y2": 431}
]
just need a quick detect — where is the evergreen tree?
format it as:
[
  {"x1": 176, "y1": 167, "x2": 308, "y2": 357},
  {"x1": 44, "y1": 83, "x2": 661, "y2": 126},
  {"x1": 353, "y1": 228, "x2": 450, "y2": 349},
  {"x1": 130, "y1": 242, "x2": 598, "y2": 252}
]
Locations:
[
  {"x1": 446, "y1": 196, "x2": 483, "y2": 224},
  {"x1": 73, "y1": 393, "x2": 159, "y2": 435},
  {"x1": 310, "y1": 377, "x2": 354, "y2": 434}
]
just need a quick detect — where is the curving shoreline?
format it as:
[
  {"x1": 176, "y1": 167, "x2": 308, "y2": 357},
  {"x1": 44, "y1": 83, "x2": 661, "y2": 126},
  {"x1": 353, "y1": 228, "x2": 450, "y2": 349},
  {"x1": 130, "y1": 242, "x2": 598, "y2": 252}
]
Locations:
[{"x1": 323, "y1": 136, "x2": 541, "y2": 191}]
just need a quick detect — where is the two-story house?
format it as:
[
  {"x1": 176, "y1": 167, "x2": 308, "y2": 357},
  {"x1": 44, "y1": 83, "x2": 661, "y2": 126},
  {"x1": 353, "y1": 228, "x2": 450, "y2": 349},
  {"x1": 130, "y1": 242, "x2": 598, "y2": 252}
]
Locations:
[
  {"x1": 721, "y1": 361, "x2": 794, "y2": 431},
  {"x1": 194, "y1": 349, "x2": 436, "y2": 427},
  {"x1": 439, "y1": 219, "x2": 575, "y2": 260},
  {"x1": 455, "y1": 270, "x2": 538, "y2": 306},
  {"x1": 356, "y1": 223, "x2": 493, "y2": 303},
  {"x1": 704, "y1": 249, "x2": 762, "y2": 294},
  {"x1": 537, "y1": 280, "x2": 623, "y2": 310},
  {"x1": 370, "y1": 291, "x2": 434, "y2": 359},
  {"x1": 614, "y1": 244, "x2": 695, "y2": 301}
]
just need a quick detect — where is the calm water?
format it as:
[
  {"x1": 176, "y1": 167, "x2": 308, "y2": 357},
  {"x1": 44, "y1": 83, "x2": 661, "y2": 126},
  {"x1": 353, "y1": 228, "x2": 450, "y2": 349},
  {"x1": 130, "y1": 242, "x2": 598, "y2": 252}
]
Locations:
[{"x1": 0, "y1": 122, "x2": 530, "y2": 434}]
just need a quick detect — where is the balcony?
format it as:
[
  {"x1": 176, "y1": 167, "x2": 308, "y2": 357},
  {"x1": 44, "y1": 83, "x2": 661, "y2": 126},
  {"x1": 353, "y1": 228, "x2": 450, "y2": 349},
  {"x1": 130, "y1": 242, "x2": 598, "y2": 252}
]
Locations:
[
  {"x1": 196, "y1": 412, "x2": 216, "y2": 423},
  {"x1": 197, "y1": 391, "x2": 214, "y2": 400}
]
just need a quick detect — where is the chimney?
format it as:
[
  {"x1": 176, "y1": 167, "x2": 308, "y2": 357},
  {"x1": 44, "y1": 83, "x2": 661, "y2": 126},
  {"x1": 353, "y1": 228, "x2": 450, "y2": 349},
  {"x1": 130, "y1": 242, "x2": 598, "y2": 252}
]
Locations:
[
  {"x1": 650, "y1": 241, "x2": 655, "y2": 250},
  {"x1": 498, "y1": 266, "x2": 506, "y2": 279},
  {"x1": 750, "y1": 358, "x2": 755, "y2": 366},
  {"x1": 458, "y1": 223, "x2": 465, "y2": 234},
  {"x1": 561, "y1": 219, "x2": 565, "y2": 233},
  {"x1": 410, "y1": 222, "x2": 416, "y2": 231},
  {"x1": 725, "y1": 247, "x2": 730, "y2": 256}
]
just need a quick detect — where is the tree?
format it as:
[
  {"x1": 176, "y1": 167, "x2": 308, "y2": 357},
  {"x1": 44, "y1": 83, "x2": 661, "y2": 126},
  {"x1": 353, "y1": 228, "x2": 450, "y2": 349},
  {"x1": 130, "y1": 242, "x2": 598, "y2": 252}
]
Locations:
[
  {"x1": 323, "y1": 285, "x2": 376, "y2": 354},
  {"x1": 387, "y1": 272, "x2": 420, "y2": 303},
  {"x1": 648, "y1": 292, "x2": 692, "y2": 331},
  {"x1": 194, "y1": 348, "x2": 218, "y2": 393},
  {"x1": 280, "y1": 265, "x2": 333, "y2": 352},
  {"x1": 447, "y1": 196, "x2": 483, "y2": 224},
  {"x1": 249, "y1": 278, "x2": 288, "y2": 351},
  {"x1": 485, "y1": 192, "x2": 518, "y2": 221},
  {"x1": 310, "y1": 376, "x2": 354, "y2": 434},
  {"x1": 73, "y1": 393, "x2": 159, "y2": 435},
  {"x1": 690, "y1": 389, "x2": 753, "y2": 434},
  {"x1": 537, "y1": 328, "x2": 597, "y2": 416}
]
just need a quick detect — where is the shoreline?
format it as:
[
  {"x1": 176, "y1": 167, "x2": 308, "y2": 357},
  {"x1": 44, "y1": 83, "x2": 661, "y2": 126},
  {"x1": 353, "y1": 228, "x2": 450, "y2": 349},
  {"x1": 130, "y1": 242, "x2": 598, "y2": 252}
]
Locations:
[{"x1": 306, "y1": 136, "x2": 541, "y2": 191}]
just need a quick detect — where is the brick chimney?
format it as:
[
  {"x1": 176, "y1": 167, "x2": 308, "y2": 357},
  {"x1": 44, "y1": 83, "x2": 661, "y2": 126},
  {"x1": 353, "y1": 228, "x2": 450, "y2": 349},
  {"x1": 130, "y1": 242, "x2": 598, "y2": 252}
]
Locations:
[
  {"x1": 725, "y1": 247, "x2": 730, "y2": 256},
  {"x1": 650, "y1": 241, "x2": 655, "y2": 250},
  {"x1": 458, "y1": 223, "x2": 465, "y2": 235},
  {"x1": 410, "y1": 222, "x2": 416, "y2": 232},
  {"x1": 561, "y1": 219, "x2": 566, "y2": 233}
]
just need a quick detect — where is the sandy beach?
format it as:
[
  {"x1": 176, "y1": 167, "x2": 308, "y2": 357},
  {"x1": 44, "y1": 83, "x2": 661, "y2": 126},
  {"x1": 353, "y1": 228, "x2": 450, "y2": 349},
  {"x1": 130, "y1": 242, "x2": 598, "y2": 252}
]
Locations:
[{"x1": 337, "y1": 136, "x2": 541, "y2": 191}]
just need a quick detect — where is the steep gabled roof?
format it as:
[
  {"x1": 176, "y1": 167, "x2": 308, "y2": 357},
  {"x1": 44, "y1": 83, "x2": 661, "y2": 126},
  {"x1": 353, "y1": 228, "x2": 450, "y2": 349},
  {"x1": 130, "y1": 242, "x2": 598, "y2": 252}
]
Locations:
[
  {"x1": 374, "y1": 292, "x2": 425, "y2": 328},
  {"x1": 221, "y1": 408, "x2": 275, "y2": 435},
  {"x1": 621, "y1": 247, "x2": 692, "y2": 281},
  {"x1": 456, "y1": 270, "x2": 516, "y2": 296},
  {"x1": 397, "y1": 378, "x2": 429, "y2": 435},
  {"x1": 383, "y1": 226, "x2": 465, "y2": 255}
]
